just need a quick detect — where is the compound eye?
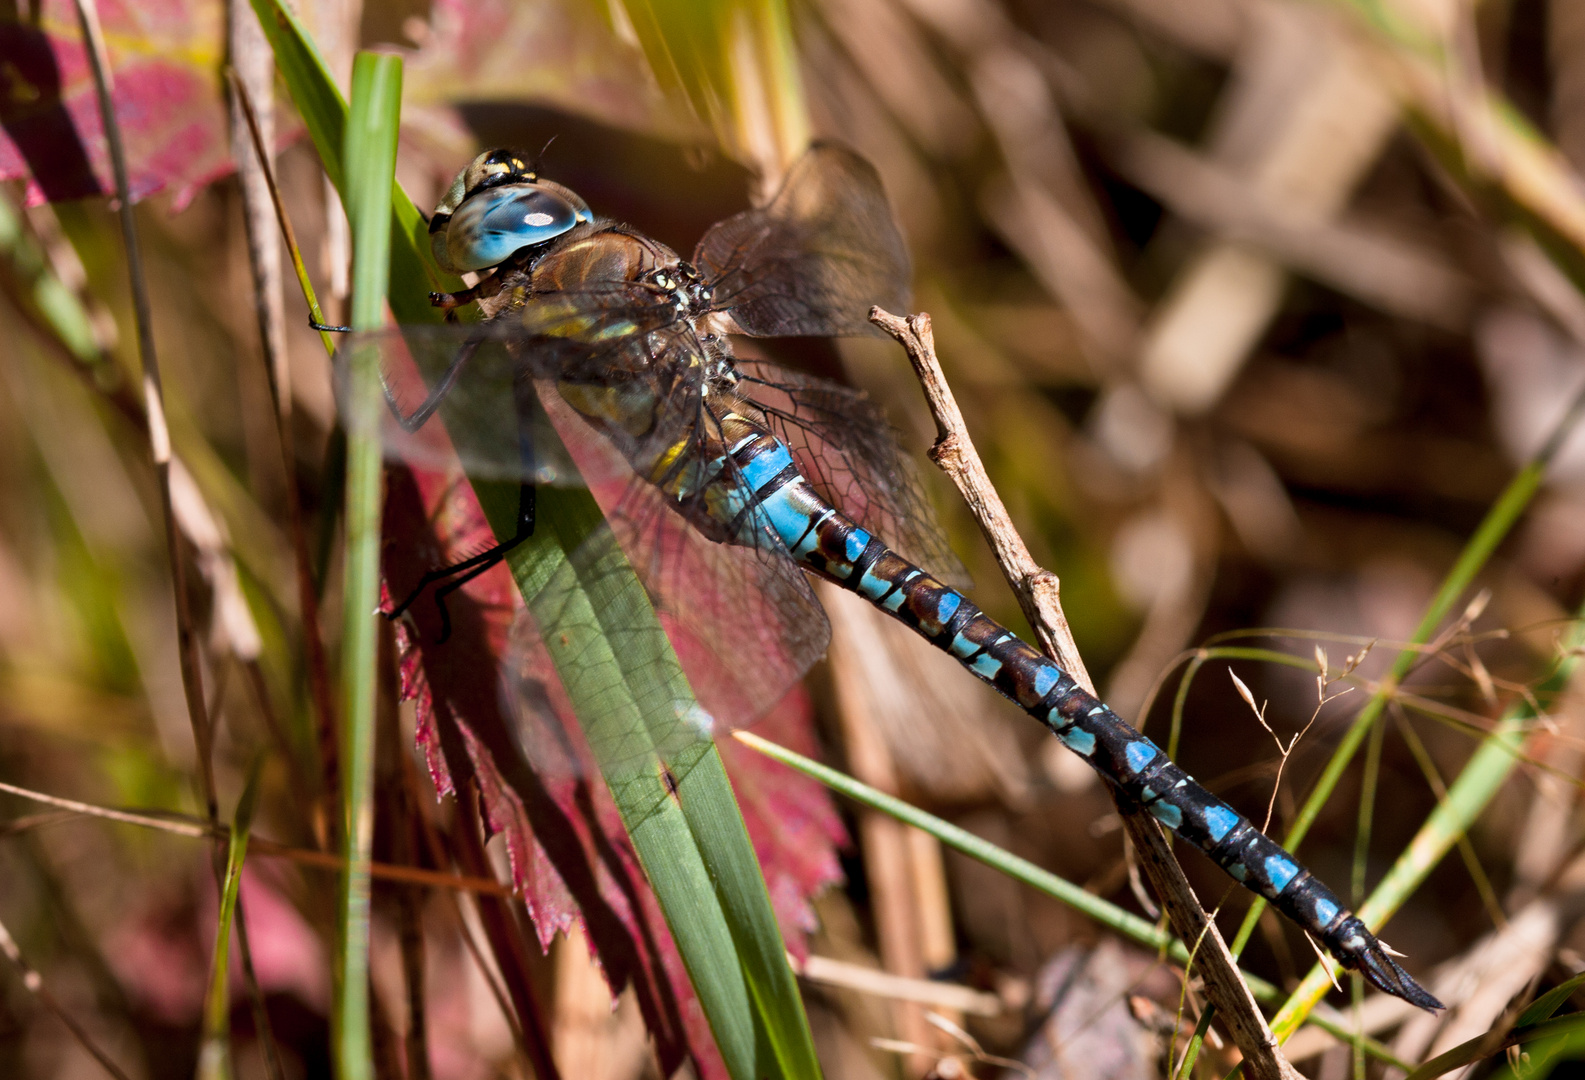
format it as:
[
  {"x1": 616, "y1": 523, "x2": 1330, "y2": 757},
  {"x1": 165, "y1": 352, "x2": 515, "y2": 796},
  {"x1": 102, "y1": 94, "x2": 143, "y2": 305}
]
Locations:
[{"x1": 438, "y1": 183, "x2": 581, "y2": 272}]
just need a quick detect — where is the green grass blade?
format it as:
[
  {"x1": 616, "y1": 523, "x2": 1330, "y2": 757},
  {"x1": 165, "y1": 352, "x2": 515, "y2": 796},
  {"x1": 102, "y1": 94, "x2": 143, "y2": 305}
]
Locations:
[
  {"x1": 1406, "y1": 1013, "x2": 1585, "y2": 1080},
  {"x1": 1518, "y1": 973, "x2": 1585, "y2": 1028},
  {"x1": 733, "y1": 732, "x2": 1412, "y2": 1070},
  {"x1": 197, "y1": 763, "x2": 264, "y2": 1080},
  {"x1": 735, "y1": 732, "x2": 1180, "y2": 954},
  {"x1": 1227, "y1": 444, "x2": 1569, "y2": 971},
  {"x1": 336, "y1": 50, "x2": 403, "y2": 1080},
  {"x1": 479, "y1": 478, "x2": 824, "y2": 1080},
  {"x1": 617, "y1": 0, "x2": 808, "y2": 167},
  {"x1": 247, "y1": 0, "x2": 448, "y2": 324},
  {"x1": 1268, "y1": 602, "x2": 1585, "y2": 1037},
  {"x1": 489, "y1": 481, "x2": 760, "y2": 1077},
  {"x1": 0, "y1": 193, "x2": 102, "y2": 366}
]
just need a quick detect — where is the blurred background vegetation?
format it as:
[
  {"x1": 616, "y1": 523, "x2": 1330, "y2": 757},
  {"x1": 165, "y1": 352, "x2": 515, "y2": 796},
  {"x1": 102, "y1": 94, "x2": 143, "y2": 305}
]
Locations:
[{"x1": 6, "y1": 0, "x2": 1585, "y2": 1076}]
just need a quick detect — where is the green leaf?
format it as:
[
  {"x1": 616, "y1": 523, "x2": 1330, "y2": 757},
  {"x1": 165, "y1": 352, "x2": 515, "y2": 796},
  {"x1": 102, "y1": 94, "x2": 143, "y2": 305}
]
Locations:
[
  {"x1": 196, "y1": 763, "x2": 264, "y2": 1080},
  {"x1": 335, "y1": 49, "x2": 403, "y2": 1080},
  {"x1": 1405, "y1": 1014, "x2": 1585, "y2": 1080},
  {"x1": 1519, "y1": 974, "x2": 1585, "y2": 1028},
  {"x1": 246, "y1": 0, "x2": 451, "y2": 325}
]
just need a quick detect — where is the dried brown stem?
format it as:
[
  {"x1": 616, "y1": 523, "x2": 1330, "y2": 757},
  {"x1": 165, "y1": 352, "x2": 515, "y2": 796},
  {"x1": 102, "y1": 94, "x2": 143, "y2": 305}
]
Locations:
[
  {"x1": 873, "y1": 307, "x2": 1300, "y2": 1080},
  {"x1": 228, "y1": 66, "x2": 341, "y2": 810},
  {"x1": 0, "y1": 913, "x2": 134, "y2": 1080},
  {"x1": 0, "y1": 778, "x2": 513, "y2": 895},
  {"x1": 72, "y1": 0, "x2": 216, "y2": 821},
  {"x1": 869, "y1": 307, "x2": 1089, "y2": 686}
]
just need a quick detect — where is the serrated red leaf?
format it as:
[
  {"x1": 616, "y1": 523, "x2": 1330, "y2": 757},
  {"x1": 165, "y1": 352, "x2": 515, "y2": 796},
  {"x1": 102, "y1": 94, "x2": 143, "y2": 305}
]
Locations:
[{"x1": 384, "y1": 461, "x2": 722, "y2": 1079}]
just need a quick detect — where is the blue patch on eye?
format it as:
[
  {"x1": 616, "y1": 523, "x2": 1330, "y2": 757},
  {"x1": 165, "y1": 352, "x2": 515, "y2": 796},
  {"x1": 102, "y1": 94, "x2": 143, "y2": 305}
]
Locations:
[
  {"x1": 1203, "y1": 805, "x2": 1240, "y2": 843},
  {"x1": 1312, "y1": 898, "x2": 1339, "y2": 927},
  {"x1": 1125, "y1": 740, "x2": 1157, "y2": 773},
  {"x1": 1265, "y1": 856, "x2": 1299, "y2": 893},
  {"x1": 1149, "y1": 802, "x2": 1183, "y2": 829},
  {"x1": 445, "y1": 183, "x2": 581, "y2": 271}
]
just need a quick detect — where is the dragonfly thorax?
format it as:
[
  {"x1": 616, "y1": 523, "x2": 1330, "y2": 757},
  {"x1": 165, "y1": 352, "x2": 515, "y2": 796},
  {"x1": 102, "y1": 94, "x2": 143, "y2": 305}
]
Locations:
[{"x1": 641, "y1": 262, "x2": 713, "y2": 315}]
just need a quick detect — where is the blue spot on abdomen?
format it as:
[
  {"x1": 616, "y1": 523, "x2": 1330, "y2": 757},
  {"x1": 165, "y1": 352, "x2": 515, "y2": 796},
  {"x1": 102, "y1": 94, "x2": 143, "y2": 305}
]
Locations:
[
  {"x1": 1203, "y1": 805, "x2": 1240, "y2": 843},
  {"x1": 1062, "y1": 729, "x2": 1096, "y2": 756},
  {"x1": 1265, "y1": 855, "x2": 1299, "y2": 893},
  {"x1": 1124, "y1": 740, "x2": 1158, "y2": 774},
  {"x1": 843, "y1": 528, "x2": 870, "y2": 563},
  {"x1": 1149, "y1": 801, "x2": 1183, "y2": 829},
  {"x1": 738, "y1": 443, "x2": 792, "y2": 490}
]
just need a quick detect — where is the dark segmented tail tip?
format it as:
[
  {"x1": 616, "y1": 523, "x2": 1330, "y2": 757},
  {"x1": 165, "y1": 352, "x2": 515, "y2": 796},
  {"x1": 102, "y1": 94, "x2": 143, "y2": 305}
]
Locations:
[{"x1": 1353, "y1": 941, "x2": 1444, "y2": 1011}]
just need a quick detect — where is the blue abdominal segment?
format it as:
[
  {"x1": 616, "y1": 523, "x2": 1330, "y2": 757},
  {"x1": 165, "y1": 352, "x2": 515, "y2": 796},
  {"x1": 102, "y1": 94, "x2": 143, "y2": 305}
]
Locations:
[{"x1": 718, "y1": 425, "x2": 1444, "y2": 1013}]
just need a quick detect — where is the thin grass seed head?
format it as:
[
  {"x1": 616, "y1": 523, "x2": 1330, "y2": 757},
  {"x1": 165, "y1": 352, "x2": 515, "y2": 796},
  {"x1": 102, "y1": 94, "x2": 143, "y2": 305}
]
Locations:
[
  {"x1": 1229, "y1": 669, "x2": 1273, "y2": 738},
  {"x1": 1463, "y1": 588, "x2": 1492, "y2": 626},
  {"x1": 1304, "y1": 932, "x2": 1343, "y2": 993},
  {"x1": 1343, "y1": 639, "x2": 1376, "y2": 677},
  {"x1": 1467, "y1": 639, "x2": 1498, "y2": 705}
]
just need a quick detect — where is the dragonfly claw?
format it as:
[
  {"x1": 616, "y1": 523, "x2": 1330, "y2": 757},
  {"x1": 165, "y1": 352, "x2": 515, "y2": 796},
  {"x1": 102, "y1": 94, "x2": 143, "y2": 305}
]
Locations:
[{"x1": 1336, "y1": 919, "x2": 1443, "y2": 1011}]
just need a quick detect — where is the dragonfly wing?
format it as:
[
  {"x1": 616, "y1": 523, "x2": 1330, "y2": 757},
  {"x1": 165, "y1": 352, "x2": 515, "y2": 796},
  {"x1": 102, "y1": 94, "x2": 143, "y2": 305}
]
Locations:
[
  {"x1": 538, "y1": 385, "x2": 831, "y2": 755},
  {"x1": 694, "y1": 143, "x2": 911, "y2": 338},
  {"x1": 338, "y1": 282, "x2": 689, "y2": 486},
  {"x1": 504, "y1": 281, "x2": 685, "y2": 381},
  {"x1": 733, "y1": 358, "x2": 969, "y2": 588},
  {"x1": 340, "y1": 325, "x2": 592, "y2": 486}
]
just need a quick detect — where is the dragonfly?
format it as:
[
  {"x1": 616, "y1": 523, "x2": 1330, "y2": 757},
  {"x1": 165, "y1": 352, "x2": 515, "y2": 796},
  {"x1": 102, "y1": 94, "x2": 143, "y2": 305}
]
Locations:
[{"x1": 357, "y1": 142, "x2": 1442, "y2": 1012}]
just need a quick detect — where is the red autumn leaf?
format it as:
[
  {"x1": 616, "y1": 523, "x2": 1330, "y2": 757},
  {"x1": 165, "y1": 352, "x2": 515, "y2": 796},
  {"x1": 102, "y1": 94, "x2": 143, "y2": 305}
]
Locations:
[
  {"x1": 0, "y1": 0, "x2": 232, "y2": 208},
  {"x1": 721, "y1": 691, "x2": 847, "y2": 961},
  {"x1": 385, "y1": 459, "x2": 725, "y2": 1079}
]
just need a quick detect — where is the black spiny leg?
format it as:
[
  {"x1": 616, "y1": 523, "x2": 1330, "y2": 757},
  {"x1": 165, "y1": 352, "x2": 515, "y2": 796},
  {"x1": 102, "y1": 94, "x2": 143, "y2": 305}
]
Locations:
[
  {"x1": 388, "y1": 482, "x2": 536, "y2": 642},
  {"x1": 385, "y1": 334, "x2": 486, "y2": 434}
]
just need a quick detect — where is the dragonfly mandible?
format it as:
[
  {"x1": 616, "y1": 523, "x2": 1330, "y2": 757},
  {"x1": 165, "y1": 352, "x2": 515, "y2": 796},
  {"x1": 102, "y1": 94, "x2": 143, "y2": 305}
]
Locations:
[{"x1": 355, "y1": 142, "x2": 1442, "y2": 1012}]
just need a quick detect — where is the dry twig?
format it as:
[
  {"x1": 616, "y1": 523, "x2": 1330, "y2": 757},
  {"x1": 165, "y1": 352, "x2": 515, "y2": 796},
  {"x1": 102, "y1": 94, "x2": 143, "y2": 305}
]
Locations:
[
  {"x1": 873, "y1": 306, "x2": 1301, "y2": 1080},
  {"x1": 0, "y1": 913, "x2": 134, "y2": 1080}
]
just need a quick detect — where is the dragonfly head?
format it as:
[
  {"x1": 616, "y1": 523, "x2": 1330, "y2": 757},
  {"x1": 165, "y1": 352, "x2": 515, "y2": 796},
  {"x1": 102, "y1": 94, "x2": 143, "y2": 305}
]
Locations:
[{"x1": 429, "y1": 148, "x2": 593, "y2": 273}]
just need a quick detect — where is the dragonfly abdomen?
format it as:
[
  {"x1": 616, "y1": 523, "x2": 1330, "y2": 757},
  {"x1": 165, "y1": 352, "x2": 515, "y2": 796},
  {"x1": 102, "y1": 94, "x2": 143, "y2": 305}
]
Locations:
[{"x1": 726, "y1": 426, "x2": 1442, "y2": 1011}]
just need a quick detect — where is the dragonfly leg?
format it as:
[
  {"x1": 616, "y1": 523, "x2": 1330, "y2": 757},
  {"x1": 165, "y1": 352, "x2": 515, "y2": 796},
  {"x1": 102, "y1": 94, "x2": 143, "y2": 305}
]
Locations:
[
  {"x1": 388, "y1": 483, "x2": 536, "y2": 642},
  {"x1": 429, "y1": 262, "x2": 516, "y2": 310},
  {"x1": 383, "y1": 335, "x2": 485, "y2": 433}
]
